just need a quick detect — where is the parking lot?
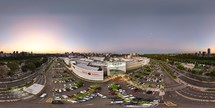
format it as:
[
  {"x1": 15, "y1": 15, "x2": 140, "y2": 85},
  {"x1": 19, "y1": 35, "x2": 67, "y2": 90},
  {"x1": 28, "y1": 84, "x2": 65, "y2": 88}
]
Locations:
[{"x1": 30, "y1": 58, "x2": 160, "y2": 107}]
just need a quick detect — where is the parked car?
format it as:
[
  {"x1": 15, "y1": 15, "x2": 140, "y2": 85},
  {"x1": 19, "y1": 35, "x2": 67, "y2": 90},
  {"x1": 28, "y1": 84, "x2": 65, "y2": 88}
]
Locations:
[
  {"x1": 62, "y1": 95, "x2": 68, "y2": 99},
  {"x1": 52, "y1": 100, "x2": 64, "y2": 104},
  {"x1": 40, "y1": 93, "x2": 47, "y2": 98}
]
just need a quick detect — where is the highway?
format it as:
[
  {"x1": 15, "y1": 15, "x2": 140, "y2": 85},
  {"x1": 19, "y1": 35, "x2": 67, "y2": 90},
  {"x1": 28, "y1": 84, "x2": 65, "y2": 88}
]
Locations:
[
  {"x1": 177, "y1": 87, "x2": 215, "y2": 100},
  {"x1": 0, "y1": 72, "x2": 38, "y2": 89},
  {"x1": 179, "y1": 75, "x2": 215, "y2": 88},
  {"x1": 168, "y1": 64, "x2": 215, "y2": 82},
  {"x1": 158, "y1": 61, "x2": 215, "y2": 108},
  {"x1": 163, "y1": 63, "x2": 215, "y2": 88}
]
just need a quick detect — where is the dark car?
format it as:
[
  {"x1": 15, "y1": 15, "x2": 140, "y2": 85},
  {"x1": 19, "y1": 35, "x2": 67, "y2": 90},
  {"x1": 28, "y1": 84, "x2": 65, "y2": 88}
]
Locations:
[
  {"x1": 66, "y1": 88, "x2": 70, "y2": 91},
  {"x1": 146, "y1": 90, "x2": 153, "y2": 94},
  {"x1": 52, "y1": 100, "x2": 64, "y2": 104}
]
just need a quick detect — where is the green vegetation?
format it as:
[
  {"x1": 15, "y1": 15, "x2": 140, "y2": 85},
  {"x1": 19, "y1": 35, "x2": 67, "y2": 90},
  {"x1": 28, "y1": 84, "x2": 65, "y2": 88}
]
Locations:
[
  {"x1": 160, "y1": 63, "x2": 176, "y2": 79},
  {"x1": 22, "y1": 57, "x2": 48, "y2": 72},
  {"x1": 144, "y1": 54, "x2": 215, "y2": 65},
  {"x1": 0, "y1": 61, "x2": 19, "y2": 77},
  {"x1": 137, "y1": 101, "x2": 151, "y2": 104},
  {"x1": 90, "y1": 85, "x2": 100, "y2": 89},
  {"x1": 143, "y1": 71, "x2": 151, "y2": 75},
  {"x1": 74, "y1": 81, "x2": 84, "y2": 87},
  {"x1": 0, "y1": 57, "x2": 48, "y2": 77},
  {"x1": 206, "y1": 88, "x2": 215, "y2": 91},
  {"x1": 190, "y1": 63, "x2": 203, "y2": 75},
  {"x1": 191, "y1": 68, "x2": 202, "y2": 75},
  {"x1": 109, "y1": 84, "x2": 119, "y2": 91},
  {"x1": 143, "y1": 65, "x2": 152, "y2": 75},
  {"x1": 63, "y1": 70, "x2": 70, "y2": 74},
  {"x1": 0, "y1": 65, "x2": 8, "y2": 78},
  {"x1": 23, "y1": 62, "x2": 36, "y2": 72},
  {"x1": 7, "y1": 62, "x2": 19, "y2": 71},
  {"x1": 205, "y1": 71, "x2": 215, "y2": 77},
  {"x1": 175, "y1": 63, "x2": 185, "y2": 70},
  {"x1": 68, "y1": 85, "x2": 101, "y2": 101},
  {"x1": 109, "y1": 84, "x2": 151, "y2": 105},
  {"x1": 7, "y1": 62, "x2": 19, "y2": 76},
  {"x1": 45, "y1": 59, "x2": 53, "y2": 72}
]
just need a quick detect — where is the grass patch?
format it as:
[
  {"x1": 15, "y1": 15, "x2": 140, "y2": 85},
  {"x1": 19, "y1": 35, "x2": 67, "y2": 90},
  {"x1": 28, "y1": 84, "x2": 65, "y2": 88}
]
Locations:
[{"x1": 206, "y1": 88, "x2": 215, "y2": 91}]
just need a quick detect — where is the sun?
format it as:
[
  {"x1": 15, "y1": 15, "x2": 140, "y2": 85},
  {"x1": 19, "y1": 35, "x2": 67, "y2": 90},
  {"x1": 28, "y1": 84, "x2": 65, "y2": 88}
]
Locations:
[{"x1": 9, "y1": 29, "x2": 64, "y2": 53}]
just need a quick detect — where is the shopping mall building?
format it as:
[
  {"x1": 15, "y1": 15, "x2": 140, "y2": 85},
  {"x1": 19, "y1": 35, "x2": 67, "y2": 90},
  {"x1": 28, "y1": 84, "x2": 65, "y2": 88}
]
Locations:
[{"x1": 62, "y1": 57, "x2": 150, "y2": 81}]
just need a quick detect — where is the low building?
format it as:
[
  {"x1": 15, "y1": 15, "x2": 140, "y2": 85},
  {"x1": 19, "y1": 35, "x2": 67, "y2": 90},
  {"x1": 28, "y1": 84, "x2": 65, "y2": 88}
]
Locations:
[
  {"x1": 71, "y1": 63, "x2": 104, "y2": 81},
  {"x1": 181, "y1": 63, "x2": 195, "y2": 70},
  {"x1": 62, "y1": 56, "x2": 150, "y2": 81}
]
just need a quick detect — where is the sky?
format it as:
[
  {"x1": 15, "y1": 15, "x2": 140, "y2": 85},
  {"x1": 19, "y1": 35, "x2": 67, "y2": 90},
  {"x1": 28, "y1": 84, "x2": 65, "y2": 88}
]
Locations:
[{"x1": 0, "y1": 0, "x2": 215, "y2": 54}]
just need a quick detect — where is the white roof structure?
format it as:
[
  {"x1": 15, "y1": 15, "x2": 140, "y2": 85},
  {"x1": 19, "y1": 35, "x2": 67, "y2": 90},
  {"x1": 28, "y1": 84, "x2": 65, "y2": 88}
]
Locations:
[
  {"x1": 24, "y1": 84, "x2": 44, "y2": 95},
  {"x1": 90, "y1": 57, "x2": 105, "y2": 61},
  {"x1": 76, "y1": 63, "x2": 99, "y2": 71}
]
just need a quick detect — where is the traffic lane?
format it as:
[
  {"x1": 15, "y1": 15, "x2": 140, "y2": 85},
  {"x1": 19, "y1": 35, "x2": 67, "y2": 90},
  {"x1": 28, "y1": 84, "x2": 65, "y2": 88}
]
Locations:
[
  {"x1": 168, "y1": 64, "x2": 214, "y2": 82},
  {"x1": 36, "y1": 74, "x2": 45, "y2": 85},
  {"x1": 0, "y1": 91, "x2": 31, "y2": 100},
  {"x1": 163, "y1": 63, "x2": 215, "y2": 88},
  {"x1": 186, "y1": 87, "x2": 215, "y2": 97},
  {"x1": 177, "y1": 87, "x2": 215, "y2": 100},
  {"x1": 0, "y1": 100, "x2": 125, "y2": 108},
  {"x1": 164, "y1": 91, "x2": 215, "y2": 108},
  {"x1": 179, "y1": 76, "x2": 215, "y2": 88},
  {"x1": 0, "y1": 72, "x2": 38, "y2": 89},
  {"x1": 159, "y1": 63, "x2": 181, "y2": 88}
]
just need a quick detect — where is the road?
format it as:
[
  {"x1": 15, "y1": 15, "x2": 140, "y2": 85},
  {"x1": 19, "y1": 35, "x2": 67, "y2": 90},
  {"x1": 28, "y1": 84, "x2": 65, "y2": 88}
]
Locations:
[
  {"x1": 1, "y1": 59, "x2": 215, "y2": 108},
  {"x1": 159, "y1": 61, "x2": 215, "y2": 107}
]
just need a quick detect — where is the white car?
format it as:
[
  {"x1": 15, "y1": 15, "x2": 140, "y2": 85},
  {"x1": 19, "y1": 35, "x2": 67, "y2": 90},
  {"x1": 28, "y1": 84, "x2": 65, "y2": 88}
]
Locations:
[
  {"x1": 69, "y1": 87, "x2": 74, "y2": 90},
  {"x1": 55, "y1": 96, "x2": 61, "y2": 100},
  {"x1": 101, "y1": 96, "x2": 107, "y2": 98},
  {"x1": 84, "y1": 97, "x2": 90, "y2": 100},
  {"x1": 111, "y1": 101, "x2": 123, "y2": 104},
  {"x1": 129, "y1": 96, "x2": 135, "y2": 99},
  {"x1": 63, "y1": 88, "x2": 66, "y2": 92},
  {"x1": 68, "y1": 100, "x2": 78, "y2": 103},
  {"x1": 80, "y1": 90, "x2": 86, "y2": 94},
  {"x1": 40, "y1": 93, "x2": 47, "y2": 98},
  {"x1": 58, "y1": 89, "x2": 62, "y2": 93},
  {"x1": 62, "y1": 95, "x2": 68, "y2": 99},
  {"x1": 97, "y1": 93, "x2": 107, "y2": 98}
]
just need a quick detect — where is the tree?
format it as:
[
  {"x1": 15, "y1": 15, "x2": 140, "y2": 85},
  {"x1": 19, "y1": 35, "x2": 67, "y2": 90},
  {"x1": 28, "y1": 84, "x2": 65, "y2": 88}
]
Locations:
[
  {"x1": 7, "y1": 62, "x2": 19, "y2": 72},
  {"x1": 21, "y1": 65, "x2": 28, "y2": 72},
  {"x1": 0, "y1": 61, "x2": 5, "y2": 65},
  {"x1": 25, "y1": 62, "x2": 36, "y2": 71},
  {"x1": 22, "y1": 61, "x2": 36, "y2": 72},
  {"x1": 0, "y1": 65, "x2": 8, "y2": 78}
]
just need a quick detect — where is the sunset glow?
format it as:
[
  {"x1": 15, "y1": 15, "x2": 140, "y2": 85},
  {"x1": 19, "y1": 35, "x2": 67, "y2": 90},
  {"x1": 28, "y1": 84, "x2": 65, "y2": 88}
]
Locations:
[{"x1": 0, "y1": 0, "x2": 215, "y2": 54}]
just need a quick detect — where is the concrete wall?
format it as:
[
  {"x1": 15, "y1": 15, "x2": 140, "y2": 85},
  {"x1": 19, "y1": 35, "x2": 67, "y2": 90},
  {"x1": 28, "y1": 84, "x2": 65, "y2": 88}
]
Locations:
[{"x1": 71, "y1": 64, "x2": 104, "y2": 81}]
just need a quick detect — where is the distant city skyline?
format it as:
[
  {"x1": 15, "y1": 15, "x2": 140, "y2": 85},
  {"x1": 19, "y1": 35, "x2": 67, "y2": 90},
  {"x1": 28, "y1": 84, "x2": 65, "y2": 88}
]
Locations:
[{"x1": 0, "y1": 0, "x2": 215, "y2": 54}]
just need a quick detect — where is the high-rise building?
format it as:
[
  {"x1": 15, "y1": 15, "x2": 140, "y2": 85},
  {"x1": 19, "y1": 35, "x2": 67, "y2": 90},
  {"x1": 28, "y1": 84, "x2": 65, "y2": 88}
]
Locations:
[
  {"x1": 198, "y1": 51, "x2": 202, "y2": 57},
  {"x1": 202, "y1": 51, "x2": 206, "y2": 57},
  {"x1": 0, "y1": 51, "x2": 3, "y2": 57},
  {"x1": 207, "y1": 48, "x2": 211, "y2": 57}
]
